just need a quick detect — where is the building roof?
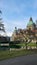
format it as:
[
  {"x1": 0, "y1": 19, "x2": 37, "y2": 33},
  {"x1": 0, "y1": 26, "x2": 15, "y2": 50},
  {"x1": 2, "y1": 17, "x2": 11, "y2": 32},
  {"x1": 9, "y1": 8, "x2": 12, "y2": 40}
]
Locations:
[
  {"x1": 32, "y1": 30, "x2": 37, "y2": 33},
  {"x1": 27, "y1": 17, "x2": 35, "y2": 27}
]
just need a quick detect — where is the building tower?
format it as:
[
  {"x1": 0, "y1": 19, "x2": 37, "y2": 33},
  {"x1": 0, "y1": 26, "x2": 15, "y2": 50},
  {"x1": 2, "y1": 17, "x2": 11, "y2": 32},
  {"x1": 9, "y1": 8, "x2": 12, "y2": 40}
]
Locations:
[{"x1": 27, "y1": 17, "x2": 36, "y2": 30}]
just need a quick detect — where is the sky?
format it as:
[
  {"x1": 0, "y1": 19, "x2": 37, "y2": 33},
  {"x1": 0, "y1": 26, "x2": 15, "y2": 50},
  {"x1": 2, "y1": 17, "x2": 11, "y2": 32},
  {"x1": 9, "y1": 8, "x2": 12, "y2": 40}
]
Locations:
[{"x1": 0, "y1": 0, "x2": 37, "y2": 36}]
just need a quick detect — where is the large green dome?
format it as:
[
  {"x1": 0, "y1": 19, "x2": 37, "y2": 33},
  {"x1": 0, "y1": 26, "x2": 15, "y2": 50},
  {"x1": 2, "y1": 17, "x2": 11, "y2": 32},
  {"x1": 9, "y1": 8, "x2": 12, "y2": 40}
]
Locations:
[
  {"x1": 27, "y1": 17, "x2": 35, "y2": 26},
  {"x1": 27, "y1": 21, "x2": 34, "y2": 26}
]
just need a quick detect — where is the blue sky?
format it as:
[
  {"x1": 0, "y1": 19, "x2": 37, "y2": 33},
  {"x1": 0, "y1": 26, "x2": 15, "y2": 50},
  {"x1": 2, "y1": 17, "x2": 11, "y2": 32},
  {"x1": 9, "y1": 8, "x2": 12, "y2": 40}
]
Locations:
[{"x1": 0, "y1": 0, "x2": 37, "y2": 36}]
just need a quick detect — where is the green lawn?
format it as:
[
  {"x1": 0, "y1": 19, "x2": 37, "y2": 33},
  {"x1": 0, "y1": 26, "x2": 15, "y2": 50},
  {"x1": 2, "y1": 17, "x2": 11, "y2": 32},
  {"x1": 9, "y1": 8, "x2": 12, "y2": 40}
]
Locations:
[
  {"x1": 0, "y1": 42, "x2": 37, "y2": 60},
  {"x1": 16, "y1": 43, "x2": 25, "y2": 47},
  {"x1": 28, "y1": 43, "x2": 36, "y2": 47},
  {"x1": 0, "y1": 49, "x2": 37, "y2": 60},
  {"x1": 16, "y1": 43, "x2": 36, "y2": 47}
]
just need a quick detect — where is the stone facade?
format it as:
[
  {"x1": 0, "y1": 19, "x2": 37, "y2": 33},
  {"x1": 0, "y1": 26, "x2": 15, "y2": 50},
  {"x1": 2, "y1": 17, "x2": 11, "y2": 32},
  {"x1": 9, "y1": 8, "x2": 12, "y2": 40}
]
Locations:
[{"x1": 11, "y1": 17, "x2": 37, "y2": 42}]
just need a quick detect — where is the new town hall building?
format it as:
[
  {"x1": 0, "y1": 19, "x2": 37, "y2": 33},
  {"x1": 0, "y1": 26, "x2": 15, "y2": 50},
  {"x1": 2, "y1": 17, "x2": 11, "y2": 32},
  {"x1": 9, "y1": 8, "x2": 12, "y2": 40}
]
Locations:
[{"x1": 11, "y1": 17, "x2": 37, "y2": 43}]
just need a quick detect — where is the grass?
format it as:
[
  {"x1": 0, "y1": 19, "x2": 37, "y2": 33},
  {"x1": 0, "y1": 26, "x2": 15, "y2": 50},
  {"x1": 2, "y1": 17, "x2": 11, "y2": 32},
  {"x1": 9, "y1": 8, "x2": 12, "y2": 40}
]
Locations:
[
  {"x1": 0, "y1": 42, "x2": 37, "y2": 60},
  {"x1": 16, "y1": 43, "x2": 25, "y2": 47},
  {"x1": 28, "y1": 43, "x2": 36, "y2": 47},
  {"x1": 0, "y1": 49, "x2": 37, "y2": 60},
  {"x1": 16, "y1": 43, "x2": 36, "y2": 47}
]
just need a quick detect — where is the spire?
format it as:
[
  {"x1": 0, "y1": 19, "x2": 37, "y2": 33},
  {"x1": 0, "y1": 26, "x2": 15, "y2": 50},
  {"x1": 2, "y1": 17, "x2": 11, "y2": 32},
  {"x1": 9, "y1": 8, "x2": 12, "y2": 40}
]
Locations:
[
  {"x1": 27, "y1": 17, "x2": 34, "y2": 27},
  {"x1": 29, "y1": 17, "x2": 33, "y2": 21},
  {"x1": 15, "y1": 27, "x2": 17, "y2": 33}
]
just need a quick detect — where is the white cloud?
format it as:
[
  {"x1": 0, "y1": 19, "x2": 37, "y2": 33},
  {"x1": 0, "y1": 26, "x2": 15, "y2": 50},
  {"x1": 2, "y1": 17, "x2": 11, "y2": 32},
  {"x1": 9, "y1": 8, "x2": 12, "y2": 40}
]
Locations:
[{"x1": 7, "y1": 32, "x2": 12, "y2": 37}]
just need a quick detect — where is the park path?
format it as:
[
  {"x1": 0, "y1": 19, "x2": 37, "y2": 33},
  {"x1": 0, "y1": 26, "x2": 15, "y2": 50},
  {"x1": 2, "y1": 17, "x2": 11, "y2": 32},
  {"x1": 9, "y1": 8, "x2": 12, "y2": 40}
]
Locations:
[{"x1": 0, "y1": 54, "x2": 37, "y2": 65}]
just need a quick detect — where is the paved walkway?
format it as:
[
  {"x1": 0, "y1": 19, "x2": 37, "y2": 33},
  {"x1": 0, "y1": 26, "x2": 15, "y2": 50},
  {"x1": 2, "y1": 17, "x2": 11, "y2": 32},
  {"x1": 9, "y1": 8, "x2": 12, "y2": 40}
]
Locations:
[{"x1": 0, "y1": 54, "x2": 37, "y2": 65}]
